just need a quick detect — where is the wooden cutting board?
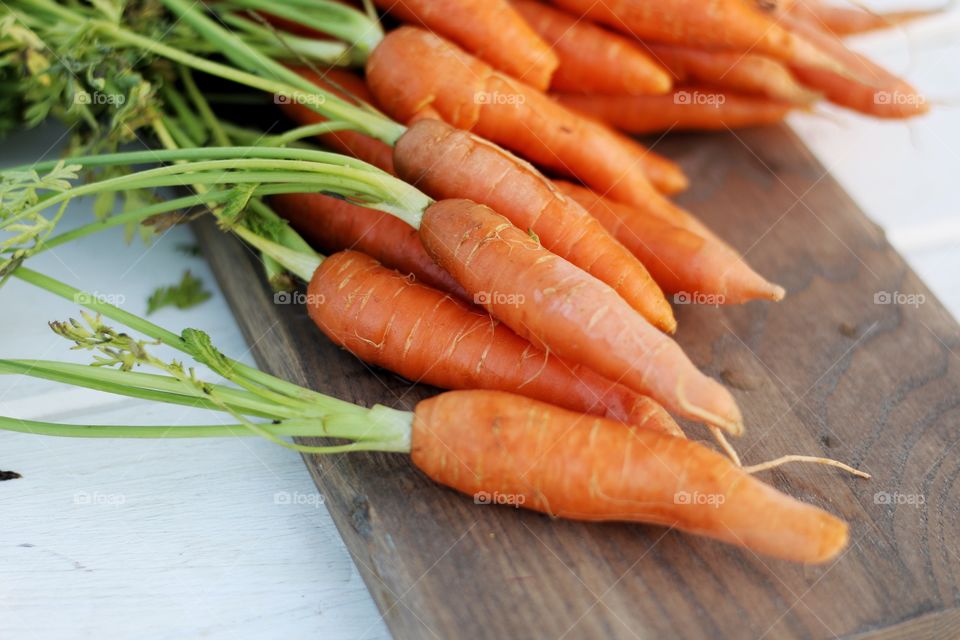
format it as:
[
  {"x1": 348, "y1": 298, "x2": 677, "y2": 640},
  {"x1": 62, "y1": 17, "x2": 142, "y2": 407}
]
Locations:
[{"x1": 196, "y1": 125, "x2": 960, "y2": 640}]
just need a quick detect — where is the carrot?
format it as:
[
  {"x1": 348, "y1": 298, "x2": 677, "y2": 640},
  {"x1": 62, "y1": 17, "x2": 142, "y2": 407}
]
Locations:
[
  {"x1": 372, "y1": 0, "x2": 559, "y2": 91},
  {"x1": 548, "y1": 0, "x2": 853, "y2": 75},
  {"x1": 278, "y1": 68, "x2": 395, "y2": 173},
  {"x1": 11, "y1": 273, "x2": 859, "y2": 563},
  {"x1": 556, "y1": 89, "x2": 794, "y2": 134},
  {"x1": 307, "y1": 250, "x2": 683, "y2": 436},
  {"x1": 509, "y1": 0, "x2": 672, "y2": 96},
  {"x1": 288, "y1": 67, "x2": 681, "y2": 198},
  {"x1": 773, "y1": 0, "x2": 942, "y2": 36},
  {"x1": 365, "y1": 26, "x2": 688, "y2": 206},
  {"x1": 393, "y1": 118, "x2": 677, "y2": 333},
  {"x1": 633, "y1": 144, "x2": 689, "y2": 196},
  {"x1": 418, "y1": 198, "x2": 744, "y2": 434},
  {"x1": 782, "y1": 14, "x2": 929, "y2": 118},
  {"x1": 413, "y1": 390, "x2": 849, "y2": 563},
  {"x1": 645, "y1": 43, "x2": 822, "y2": 105},
  {"x1": 554, "y1": 181, "x2": 785, "y2": 303},
  {"x1": 271, "y1": 191, "x2": 469, "y2": 299}
]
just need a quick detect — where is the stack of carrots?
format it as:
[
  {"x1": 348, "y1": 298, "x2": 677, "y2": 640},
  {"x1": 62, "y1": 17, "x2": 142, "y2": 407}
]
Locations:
[
  {"x1": 4, "y1": 0, "x2": 934, "y2": 564},
  {"x1": 239, "y1": 0, "x2": 923, "y2": 559}
]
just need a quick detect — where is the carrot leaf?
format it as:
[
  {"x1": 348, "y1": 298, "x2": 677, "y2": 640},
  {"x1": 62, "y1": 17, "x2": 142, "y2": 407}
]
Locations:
[{"x1": 146, "y1": 270, "x2": 212, "y2": 315}]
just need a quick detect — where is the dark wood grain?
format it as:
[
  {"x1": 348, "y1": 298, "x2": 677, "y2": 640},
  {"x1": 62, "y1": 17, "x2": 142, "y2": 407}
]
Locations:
[{"x1": 196, "y1": 124, "x2": 960, "y2": 640}]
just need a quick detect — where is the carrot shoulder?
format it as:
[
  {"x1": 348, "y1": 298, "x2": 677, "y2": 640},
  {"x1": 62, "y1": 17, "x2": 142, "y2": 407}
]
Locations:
[
  {"x1": 366, "y1": 26, "x2": 684, "y2": 207},
  {"x1": 418, "y1": 199, "x2": 744, "y2": 434},
  {"x1": 510, "y1": 0, "x2": 672, "y2": 96},
  {"x1": 413, "y1": 390, "x2": 848, "y2": 563},
  {"x1": 308, "y1": 251, "x2": 683, "y2": 436},
  {"x1": 554, "y1": 181, "x2": 785, "y2": 303},
  {"x1": 393, "y1": 119, "x2": 676, "y2": 333},
  {"x1": 556, "y1": 89, "x2": 793, "y2": 134},
  {"x1": 372, "y1": 0, "x2": 558, "y2": 91},
  {"x1": 271, "y1": 191, "x2": 468, "y2": 300}
]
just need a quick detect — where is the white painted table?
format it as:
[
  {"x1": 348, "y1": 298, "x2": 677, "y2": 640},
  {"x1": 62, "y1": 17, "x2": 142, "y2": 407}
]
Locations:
[{"x1": 1, "y1": 7, "x2": 958, "y2": 639}]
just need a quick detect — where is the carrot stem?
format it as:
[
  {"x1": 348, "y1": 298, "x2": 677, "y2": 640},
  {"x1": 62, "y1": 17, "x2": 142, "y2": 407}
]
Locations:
[
  {"x1": 9, "y1": 268, "x2": 335, "y2": 407},
  {"x1": 234, "y1": 226, "x2": 323, "y2": 282},
  {"x1": 217, "y1": 0, "x2": 383, "y2": 57},
  {"x1": 0, "y1": 359, "x2": 301, "y2": 420},
  {"x1": 4, "y1": 149, "x2": 431, "y2": 228},
  {"x1": 84, "y1": 18, "x2": 405, "y2": 144}
]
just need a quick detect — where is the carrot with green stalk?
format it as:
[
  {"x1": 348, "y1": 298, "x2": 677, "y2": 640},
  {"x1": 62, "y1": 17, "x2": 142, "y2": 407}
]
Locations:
[
  {"x1": 0, "y1": 146, "x2": 737, "y2": 432},
  {"x1": 237, "y1": 236, "x2": 683, "y2": 436},
  {"x1": 0, "y1": 270, "x2": 863, "y2": 564},
  {"x1": 249, "y1": 0, "x2": 561, "y2": 90}
]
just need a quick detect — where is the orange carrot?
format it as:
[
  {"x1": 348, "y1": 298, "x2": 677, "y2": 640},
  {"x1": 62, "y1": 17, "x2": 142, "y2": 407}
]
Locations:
[
  {"x1": 510, "y1": 0, "x2": 672, "y2": 95},
  {"x1": 775, "y1": 0, "x2": 941, "y2": 36},
  {"x1": 556, "y1": 89, "x2": 794, "y2": 134},
  {"x1": 278, "y1": 68, "x2": 395, "y2": 173},
  {"x1": 633, "y1": 144, "x2": 689, "y2": 196},
  {"x1": 549, "y1": 0, "x2": 851, "y2": 74},
  {"x1": 413, "y1": 390, "x2": 849, "y2": 563},
  {"x1": 554, "y1": 181, "x2": 785, "y2": 303},
  {"x1": 645, "y1": 43, "x2": 822, "y2": 105},
  {"x1": 366, "y1": 26, "x2": 688, "y2": 206},
  {"x1": 393, "y1": 118, "x2": 676, "y2": 333},
  {"x1": 307, "y1": 250, "x2": 683, "y2": 436},
  {"x1": 783, "y1": 14, "x2": 929, "y2": 118},
  {"x1": 418, "y1": 198, "x2": 744, "y2": 434},
  {"x1": 271, "y1": 191, "x2": 468, "y2": 299},
  {"x1": 372, "y1": 0, "x2": 559, "y2": 91}
]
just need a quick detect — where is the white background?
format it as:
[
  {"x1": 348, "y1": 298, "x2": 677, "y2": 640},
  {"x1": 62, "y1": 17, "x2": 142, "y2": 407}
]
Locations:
[{"x1": 1, "y1": 5, "x2": 958, "y2": 639}]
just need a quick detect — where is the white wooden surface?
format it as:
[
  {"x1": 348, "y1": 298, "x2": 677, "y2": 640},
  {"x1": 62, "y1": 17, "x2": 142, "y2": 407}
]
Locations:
[{"x1": 1, "y1": 7, "x2": 958, "y2": 639}]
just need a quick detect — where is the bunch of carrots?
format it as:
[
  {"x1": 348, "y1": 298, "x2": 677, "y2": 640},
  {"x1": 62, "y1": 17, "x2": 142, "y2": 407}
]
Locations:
[{"x1": 1, "y1": 0, "x2": 932, "y2": 564}]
